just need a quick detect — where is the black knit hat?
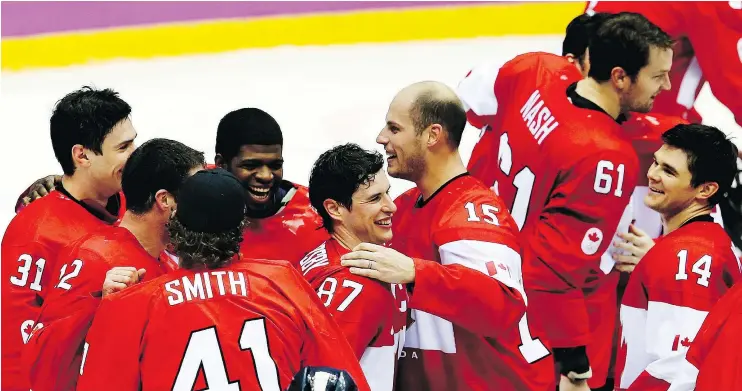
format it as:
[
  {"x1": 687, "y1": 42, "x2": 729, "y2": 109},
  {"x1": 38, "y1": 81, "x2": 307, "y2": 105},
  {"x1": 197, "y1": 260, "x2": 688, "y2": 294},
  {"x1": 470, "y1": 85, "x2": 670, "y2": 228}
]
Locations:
[{"x1": 175, "y1": 168, "x2": 246, "y2": 233}]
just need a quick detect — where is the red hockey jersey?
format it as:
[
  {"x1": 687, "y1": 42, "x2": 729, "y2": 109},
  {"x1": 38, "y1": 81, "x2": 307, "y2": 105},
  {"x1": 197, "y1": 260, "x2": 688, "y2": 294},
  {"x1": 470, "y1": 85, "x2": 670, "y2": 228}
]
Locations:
[
  {"x1": 241, "y1": 182, "x2": 329, "y2": 267},
  {"x1": 686, "y1": 277, "x2": 742, "y2": 391},
  {"x1": 459, "y1": 52, "x2": 639, "y2": 352},
  {"x1": 615, "y1": 217, "x2": 740, "y2": 391},
  {"x1": 1, "y1": 189, "x2": 116, "y2": 391},
  {"x1": 22, "y1": 225, "x2": 173, "y2": 391},
  {"x1": 587, "y1": 1, "x2": 742, "y2": 127},
  {"x1": 301, "y1": 238, "x2": 408, "y2": 391},
  {"x1": 76, "y1": 259, "x2": 370, "y2": 391},
  {"x1": 391, "y1": 174, "x2": 553, "y2": 391}
]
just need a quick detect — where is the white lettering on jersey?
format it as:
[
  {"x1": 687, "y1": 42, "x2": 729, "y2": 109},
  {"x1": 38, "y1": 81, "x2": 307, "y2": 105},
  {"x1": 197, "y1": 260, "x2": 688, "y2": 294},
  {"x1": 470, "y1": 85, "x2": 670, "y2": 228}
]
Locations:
[
  {"x1": 300, "y1": 243, "x2": 329, "y2": 275},
  {"x1": 520, "y1": 90, "x2": 559, "y2": 144},
  {"x1": 165, "y1": 271, "x2": 248, "y2": 306}
]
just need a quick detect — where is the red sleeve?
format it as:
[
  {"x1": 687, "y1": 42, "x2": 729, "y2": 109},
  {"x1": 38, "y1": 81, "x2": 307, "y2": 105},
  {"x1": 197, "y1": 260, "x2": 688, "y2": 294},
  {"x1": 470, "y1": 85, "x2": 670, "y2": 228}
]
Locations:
[
  {"x1": 314, "y1": 270, "x2": 389, "y2": 359},
  {"x1": 76, "y1": 290, "x2": 147, "y2": 391},
  {"x1": 22, "y1": 249, "x2": 113, "y2": 391},
  {"x1": 22, "y1": 295, "x2": 100, "y2": 391},
  {"x1": 289, "y1": 268, "x2": 372, "y2": 391},
  {"x1": 528, "y1": 149, "x2": 638, "y2": 347},
  {"x1": 686, "y1": 2, "x2": 742, "y2": 127},
  {"x1": 409, "y1": 191, "x2": 526, "y2": 337},
  {"x1": 691, "y1": 310, "x2": 742, "y2": 391},
  {"x1": 1, "y1": 238, "x2": 53, "y2": 390},
  {"x1": 685, "y1": 282, "x2": 742, "y2": 391}
]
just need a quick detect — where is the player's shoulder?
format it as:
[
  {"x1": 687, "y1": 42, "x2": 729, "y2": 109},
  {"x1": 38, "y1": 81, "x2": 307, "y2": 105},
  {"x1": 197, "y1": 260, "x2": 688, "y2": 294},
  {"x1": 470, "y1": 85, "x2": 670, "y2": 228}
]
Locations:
[
  {"x1": 648, "y1": 222, "x2": 735, "y2": 271},
  {"x1": 394, "y1": 186, "x2": 422, "y2": 209},
  {"x1": 624, "y1": 113, "x2": 688, "y2": 140},
  {"x1": 299, "y1": 241, "x2": 343, "y2": 281},
  {"x1": 277, "y1": 180, "x2": 320, "y2": 217},
  {"x1": 674, "y1": 222, "x2": 735, "y2": 252},
  {"x1": 4, "y1": 191, "x2": 97, "y2": 243},
  {"x1": 101, "y1": 272, "x2": 164, "y2": 307},
  {"x1": 430, "y1": 175, "x2": 520, "y2": 238},
  {"x1": 73, "y1": 226, "x2": 153, "y2": 266},
  {"x1": 235, "y1": 257, "x2": 297, "y2": 273},
  {"x1": 504, "y1": 51, "x2": 576, "y2": 76},
  {"x1": 552, "y1": 118, "x2": 639, "y2": 169}
]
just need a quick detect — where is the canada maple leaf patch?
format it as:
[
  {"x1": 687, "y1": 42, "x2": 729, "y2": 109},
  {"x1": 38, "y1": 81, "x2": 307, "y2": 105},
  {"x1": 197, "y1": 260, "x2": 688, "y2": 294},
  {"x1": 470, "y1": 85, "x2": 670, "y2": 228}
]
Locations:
[{"x1": 581, "y1": 227, "x2": 603, "y2": 255}]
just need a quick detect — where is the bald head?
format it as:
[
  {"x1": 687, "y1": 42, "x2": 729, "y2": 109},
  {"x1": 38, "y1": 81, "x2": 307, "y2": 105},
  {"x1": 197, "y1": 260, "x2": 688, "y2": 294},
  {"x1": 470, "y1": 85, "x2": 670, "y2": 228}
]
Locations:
[{"x1": 392, "y1": 81, "x2": 467, "y2": 148}]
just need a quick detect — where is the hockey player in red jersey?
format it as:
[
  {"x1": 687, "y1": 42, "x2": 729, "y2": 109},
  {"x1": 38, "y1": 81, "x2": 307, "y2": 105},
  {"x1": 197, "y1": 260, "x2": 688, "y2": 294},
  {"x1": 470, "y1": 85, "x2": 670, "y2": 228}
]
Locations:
[
  {"x1": 301, "y1": 143, "x2": 407, "y2": 391},
  {"x1": 21, "y1": 138, "x2": 205, "y2": 391},
  {"x1": 342, "y1": 81, "x2": 553, "y2": 391},
  {"x1": 214, "y1": 108, "x2": 328, "y2": 265},
  {"x1": 76, "y1": 169, "x2": 370, "y2": 391},
  {"x1": 685, "y1": 271, "x2": 742, "y2": 391},
  {"x1": 615, "y1": 124, "x2": 741, "y2": 391},
  {"x1": 457, "y1": 13, "x2": 674, "y2": 391},
  {"x1": 586, "y1": 1, "x2": 742, "y2": 129},
  {"x1": 1, "y1": 87, "x2": 136, "y2": 391}
]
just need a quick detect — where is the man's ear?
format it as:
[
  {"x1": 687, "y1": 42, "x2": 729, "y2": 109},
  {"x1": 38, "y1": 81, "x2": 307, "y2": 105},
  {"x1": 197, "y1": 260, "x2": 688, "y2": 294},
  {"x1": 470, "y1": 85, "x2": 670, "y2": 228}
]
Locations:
[
  {"x1": 610, "y1": 66, "x2": 630, "y2": 91},
  {"x1": 696, "y1": 181, "x2": 720, "y2": 204},
  {"x1": 214, "y1": 154, "x2": 228, "y2": 169},
  {"x1": 71, "y1": 144, "x2": 91, "y2": 169}
]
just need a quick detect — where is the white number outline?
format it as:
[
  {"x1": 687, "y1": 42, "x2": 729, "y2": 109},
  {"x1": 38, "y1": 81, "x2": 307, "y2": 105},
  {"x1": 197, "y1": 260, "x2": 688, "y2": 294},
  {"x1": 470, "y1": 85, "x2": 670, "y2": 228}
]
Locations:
[
  {"x1": 56, "y1": 259, "x2": 83, "y2": 290},
  {"x1": 495, "y1": 132, "x2": 535, "y2": 230},
  {"x1": 172, "y1": 318, "x2": 280, "y2": 391},
  {"x1": 9, "y1": 254, "x2": 46, "y2": 292},
  {"x1": 594, "y1": 160, "x2": 625, "y2": 197},
  {"x1": 675, "y1": 249, "x2": 712, "y2": 287},
  {"x1": 465, "y1": 202, "x2": 500, "y2": 225},
  {"x1": 317, "y1": 277, "x2": 364, "y2": 312}
]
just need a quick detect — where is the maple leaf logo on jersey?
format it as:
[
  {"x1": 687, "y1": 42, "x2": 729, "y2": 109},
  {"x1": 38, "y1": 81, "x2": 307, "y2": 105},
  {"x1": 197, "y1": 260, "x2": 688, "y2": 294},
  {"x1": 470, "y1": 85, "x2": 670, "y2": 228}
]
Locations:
[
  {"x1": 681, "y1": 337, "x2": 693, "y2": 347},
  {"x1": 581, "y1": 227, "x2": 603, "y2": 255}
]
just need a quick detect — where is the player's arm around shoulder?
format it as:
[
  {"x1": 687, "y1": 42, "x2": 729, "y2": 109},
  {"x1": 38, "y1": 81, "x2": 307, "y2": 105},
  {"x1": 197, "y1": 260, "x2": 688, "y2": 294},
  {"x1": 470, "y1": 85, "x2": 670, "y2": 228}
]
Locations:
[{"x1": 342, "y1": 189, "x2": 526, "y2": 336}]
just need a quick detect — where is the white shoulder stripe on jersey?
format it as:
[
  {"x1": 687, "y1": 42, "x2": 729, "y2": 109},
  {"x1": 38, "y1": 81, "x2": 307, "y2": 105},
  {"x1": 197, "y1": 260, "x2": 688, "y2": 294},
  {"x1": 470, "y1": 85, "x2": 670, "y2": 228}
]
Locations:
[
  {"x1": 438, "y1": 239, "x2": 525, "y2": 299},
  {"x1": 456, "y1": 63, "x2": 502, "y2": 117}
]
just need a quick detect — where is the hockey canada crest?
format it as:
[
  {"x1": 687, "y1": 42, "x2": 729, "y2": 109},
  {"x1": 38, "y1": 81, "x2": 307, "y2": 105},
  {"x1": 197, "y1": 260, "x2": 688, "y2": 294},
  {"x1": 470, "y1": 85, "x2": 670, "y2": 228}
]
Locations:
[{"x1": 581, "y1": 227, "x2": 603, "y2": 255}]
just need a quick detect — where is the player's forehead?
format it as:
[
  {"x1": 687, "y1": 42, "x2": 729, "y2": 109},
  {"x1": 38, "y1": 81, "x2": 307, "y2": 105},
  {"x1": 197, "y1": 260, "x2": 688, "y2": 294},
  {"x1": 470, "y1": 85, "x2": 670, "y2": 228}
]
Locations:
[
  {"x1": 102, "y1": 118, "x2": 136, "y2": 147},
  {"x1": 656, "y1": 144, "x2": 690, "y2": 173},
  {"x1": 354, "y1": 170, "x2": 389, "y2": 197},
  {"x1": 643, "y1": 45, "x2": 673, "y2": 74},
  {"x1": 386, "y1": 96, "x2": 414, "y2": 125},
  {"x1": 234, "y1": 144, "x2": 283, "y2": 162}
]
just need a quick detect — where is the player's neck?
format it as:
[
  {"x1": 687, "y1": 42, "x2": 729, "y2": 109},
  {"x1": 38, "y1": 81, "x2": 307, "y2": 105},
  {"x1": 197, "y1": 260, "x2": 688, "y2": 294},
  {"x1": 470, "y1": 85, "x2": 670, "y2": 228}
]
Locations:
[
  {"x1": 662, "y1": 203, "x2": 713, "y2": 234},
  {"x1": 118, "y1": 211, "x2": 168, "y2": 258},
  {"x1": 332, "y1": 228, "x2": 362, "y2": 251},
  {"x1": 417, "y1": 151, "x2": 467, "y2": 201},
  {"x1": 575, "y1": 78, "x2": 621, "y2": 119},
  {"x1": 61, "y1": 174, "x2": 113, "y2": 209}
]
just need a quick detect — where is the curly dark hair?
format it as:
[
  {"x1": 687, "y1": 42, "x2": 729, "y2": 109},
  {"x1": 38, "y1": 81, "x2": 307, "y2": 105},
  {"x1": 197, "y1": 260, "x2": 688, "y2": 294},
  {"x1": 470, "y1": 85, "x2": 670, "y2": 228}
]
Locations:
[{"x1": 167, "y1": 217, "x2": 247, "y2": 270}]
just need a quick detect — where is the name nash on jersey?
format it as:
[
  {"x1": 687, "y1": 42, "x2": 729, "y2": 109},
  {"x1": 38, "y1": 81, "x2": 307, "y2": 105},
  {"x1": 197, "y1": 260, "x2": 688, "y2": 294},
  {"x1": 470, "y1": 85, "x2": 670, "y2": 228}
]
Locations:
[{"x1": 520, "y1": 89, "x2": 559, "y2": 145}]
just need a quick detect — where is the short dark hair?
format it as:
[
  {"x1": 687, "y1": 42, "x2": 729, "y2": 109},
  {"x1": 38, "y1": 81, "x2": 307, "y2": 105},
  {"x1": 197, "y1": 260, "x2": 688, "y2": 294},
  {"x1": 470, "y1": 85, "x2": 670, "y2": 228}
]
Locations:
[
  {"x1": 122, "y1": 138, "x2": 205, "y2": 214},
  {"x1": 168, "y1": 217, "x2": 246, "y2": 270},
  {"x1": 562, "y1": 12, "x2": 614, "y2": 61},
  {"x1": 50, "y1": 86, "x2": 132, "y2": 175},
  {"x1": 588, "y1": 12, "x2": 674, "y2": 82},
  {"x1": 215, "y1": 108, "x2": 283, "y2": 163},
  {"x1": 309, "y1": 143, "x2": 385, "y2": 233},
  {"x1": 410, "y1": 92, "x2": 467, "y2": 148},
  {"x1": 661, "y1": 124, "x2": 739, "y2": 206}
]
